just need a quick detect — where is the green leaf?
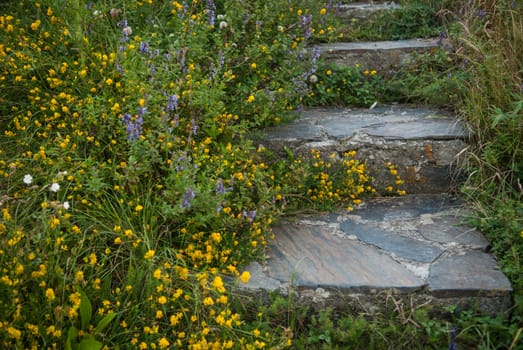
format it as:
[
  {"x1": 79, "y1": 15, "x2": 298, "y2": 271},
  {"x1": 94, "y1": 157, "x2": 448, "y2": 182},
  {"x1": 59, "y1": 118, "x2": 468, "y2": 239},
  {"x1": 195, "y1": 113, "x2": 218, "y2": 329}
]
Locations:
[
  {"x1": 78, "y1": 335, "x2": 103, "y2": 350},
  {"x1": 94, "y1": 313, "x2": 116, "y2": 334},
  {"x1": 79, "y1": 289, "x2": 93, "y2": 330},
  {"x1": 66, "y1": 326, "x2": 79, "y2": 350}
]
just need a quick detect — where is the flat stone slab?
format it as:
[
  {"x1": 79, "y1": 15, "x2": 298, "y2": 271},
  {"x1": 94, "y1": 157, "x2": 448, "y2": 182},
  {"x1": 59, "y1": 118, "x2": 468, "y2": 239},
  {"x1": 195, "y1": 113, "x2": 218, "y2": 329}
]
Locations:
[
  {"x1": 256, "y1": 106, "x2": 468, "y2": 193},
  {"x1": 429, "y1": 251, "x2": 512, "y2": 298},
  {"x1": 241, "y1": 194, "x2": 512, "y2": 315},
  {"x1": 336, "y1": 2, "x2": 401, "y2": 23},
  {"x1": 339, "y1": 220, "x2": 443, "y2": 263},
  {"x1": 314, "y1": 38, "x2": 441, "y2": 71},
  {"x1": 264, "y1": 105, "x2": 467, "y2": 143},
  {"x1": 266, "y1": 221, "x2": 424, "y2": 289}
]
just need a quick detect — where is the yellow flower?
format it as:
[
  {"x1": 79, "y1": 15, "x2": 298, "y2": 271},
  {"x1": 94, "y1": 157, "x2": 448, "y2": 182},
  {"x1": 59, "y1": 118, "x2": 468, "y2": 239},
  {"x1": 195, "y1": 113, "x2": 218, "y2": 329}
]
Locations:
[
  {"x1": 158, "y1": 338, "x2": 170, "y2": 349},
  {"x1": 158, "y1": 296, "x2": 167, "y2": 304},
  {"x1": 212, "y1": 276, "x2": 225, "y2": 293},
  {"x1": 6, "y1": 326, "x2": 21, "y2": 340},
  {"x1": 75, "y1": 270, "x2": 84, "y2": 283},
  {"x1": 250, "y1": 62, "x2": 257, "y2": 69},
  {"x1": 144, "y1": 250, "x2": 155, "y2": 260},
  {"x1": 105, "y1": 78, "x2": 113, "y2": 85},
  {"x1": 247, "y1": 95, "x2": 255, "y2": 103},
  {"x1": 326, "y1": 69, "x2": 332, "y2": 76},
  {"x1": 45, "y1": 288, "x2": 56, "y2": 301},
  {"x1": 240, "y1": 271, "x2": 251, "y2": 283},
  {"x1": 320, "y1": 8, "x2": 327, "y2": 15},
  {"x1": 88, "y1": 253, "x2": 97, "y2": 265},
  {"x1": 49, "y1": 216, "x2": 60, "y2": 229},
  {"x1": 135, "y1": 204, "x2": 143, "y2": 211}
]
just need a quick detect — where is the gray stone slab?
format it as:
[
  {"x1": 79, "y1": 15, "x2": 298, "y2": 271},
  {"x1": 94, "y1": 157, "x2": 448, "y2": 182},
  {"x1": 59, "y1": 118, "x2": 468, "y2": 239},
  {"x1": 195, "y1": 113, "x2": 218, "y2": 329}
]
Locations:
[
  {"x1": 354, "y1": 194, "x2": 462, "y2": 221},
  {"x1": 339, "y1": 220, "x2": 443, "y2": 263},
  {"x1": 366, "y1": 119, "x2": 468, "y2": 140},
  {"x1": 242, "y1": 262, "x2": 282, "y2": 291},
  {"x1": 263, "y1": 106, "x2": 467, "y2": 143},
  {"x1": 263, "y1": 121, "x2": 322, "y2": 141},
  {"x1": 265, "y1": 221, "x2": 424, "y2": 289},
  {"x1": 420, "y1": 216, "x2": 490, "y2": 250},
  {"x1": 429, "y1": 251, "x2": 512, "y2": 297},
  {"x1": 337, "y1": 2, "x2": 401, "y2": 23},
  {"x1": 316, "y1": 39, "x2": 438, "y2": 52},
  {"x1": 320, "y1": 116, "x2": 381, "y2": 139},
  {"x1": 314, "y1": 39, "x2": 441, "y2": 71}
]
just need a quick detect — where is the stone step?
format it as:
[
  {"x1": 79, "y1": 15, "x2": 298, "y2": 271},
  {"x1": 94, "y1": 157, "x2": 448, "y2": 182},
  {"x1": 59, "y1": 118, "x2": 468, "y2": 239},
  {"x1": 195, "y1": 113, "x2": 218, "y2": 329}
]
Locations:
[
  {"x1": 240, "y1": 194, "x2": 512, "y2": 317},
  {"x1": 335, "y1": 1, "x2": 401, "y2": 25},
  {"x1": 255, "y1": 105, "x2": 468, "y2": 193},
  {"x1": 313, "y1": 38, "x2": 442, "y2": 71}
]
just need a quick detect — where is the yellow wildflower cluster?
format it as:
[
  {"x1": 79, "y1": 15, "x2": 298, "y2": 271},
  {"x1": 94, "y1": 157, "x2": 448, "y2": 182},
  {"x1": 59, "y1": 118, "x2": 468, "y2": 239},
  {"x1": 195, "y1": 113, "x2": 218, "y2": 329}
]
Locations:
[
  {"x1": 305, "y1": 150, "x2": 375, "y2": 211},
  {"x1": 0, "y1": 0, "x2": 328, "y2": 347}
]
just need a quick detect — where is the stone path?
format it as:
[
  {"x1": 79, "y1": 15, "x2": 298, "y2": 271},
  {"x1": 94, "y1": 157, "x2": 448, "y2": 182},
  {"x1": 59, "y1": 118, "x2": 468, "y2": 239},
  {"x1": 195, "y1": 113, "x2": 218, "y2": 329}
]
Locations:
[
  {"x1": 242, "y1": 195, "x2": 512, "y2": 315},
  {"x1": 240, "y1": 1, "x2": 513, "y2": 317},
  {"x1": 256, "y1": 105, "x2": 467, "y2": 193}
]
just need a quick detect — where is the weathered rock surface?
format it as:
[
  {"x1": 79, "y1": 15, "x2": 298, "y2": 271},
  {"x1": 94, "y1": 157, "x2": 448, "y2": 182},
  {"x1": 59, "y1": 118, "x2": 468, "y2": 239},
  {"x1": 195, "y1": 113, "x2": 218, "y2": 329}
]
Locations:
[
  {"x1": 313, "y1": 39, "x2": 442, "y2": 71},
  {"x1": 256, "y1": 106, "x2": 468, "y2": 193},
  {"x1": 336, "y1": 2, "x2": 401, "y2": 24},
  {"x1": 240, "y1": 195, "x2": 512, "y2": 317}
]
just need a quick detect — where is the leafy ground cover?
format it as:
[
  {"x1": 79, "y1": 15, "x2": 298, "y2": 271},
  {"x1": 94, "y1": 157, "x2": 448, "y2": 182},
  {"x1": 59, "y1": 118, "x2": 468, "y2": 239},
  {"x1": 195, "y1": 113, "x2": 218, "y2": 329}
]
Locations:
[{"x1": 0, "y1": 0, "x2": 392, "y2": 348}]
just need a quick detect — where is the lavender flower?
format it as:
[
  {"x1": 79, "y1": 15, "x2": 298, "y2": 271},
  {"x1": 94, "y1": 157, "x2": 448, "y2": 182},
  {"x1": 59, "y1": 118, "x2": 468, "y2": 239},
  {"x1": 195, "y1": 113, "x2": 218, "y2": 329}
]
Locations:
[
  {"x1": 242, "y1": 210, "x2": 257, "y2": 222},
  {"x1": 311, "y1": 47, "x2": 320, "y2": 74},
  {"x1": 216, "y1": 179, "x2": 227, "y2": 194},
  {"x1": 180, "y1": 188, "x2": 195, "y2": 208},
  {"x1": 139, "y1": 41, "x2": 149, "y2": 54},
  {"x1": 121, "y1": 112, "x2": 143, "y2": 141},
  {"x1": 218, "y1": 50, "x2": 225, "y2": 68},
  {"x1": 300, "y1": 15, "x2": 313, "y2": 40},
  {"x1": 206, "y1": 0, "x2": 216, "y2": 26},
  {"x1": 167, "y1": 94, "x2": 178, "y2": 112},
  {"x1": 191, "y1": 118, "x2": 198, "y2": 135}
]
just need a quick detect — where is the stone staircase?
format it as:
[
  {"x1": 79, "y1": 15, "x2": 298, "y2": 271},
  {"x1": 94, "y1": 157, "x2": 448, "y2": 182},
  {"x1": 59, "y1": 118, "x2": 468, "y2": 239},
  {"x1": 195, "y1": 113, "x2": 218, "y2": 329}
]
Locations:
[{"x1": 240, "y1": 2, "x2": 512, "y2": 317}]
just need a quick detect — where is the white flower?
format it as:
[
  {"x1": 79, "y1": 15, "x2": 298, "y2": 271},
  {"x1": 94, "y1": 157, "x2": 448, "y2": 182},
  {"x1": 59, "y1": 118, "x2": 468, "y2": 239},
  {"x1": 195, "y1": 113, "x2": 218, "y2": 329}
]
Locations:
[
  {"x1": 219, "y1": 21, "x2": 228, "y2": 30},
  {"x1": 50, "y1": 183, "x2": 60, "y2": 192},
  {"x1": 23, "y1": 174, "x2": 33, "y2": 185},
  {"x1": 217, "y1": 14, "x2": 225, "y2": 20},
  {"x1": 63, "y1": 201, "x2": 71, "y2": 210},
  {"x1": 309, "y1": 74, "x2": 318, "y2": 83},
  {"x1": 122, "y1": 26, "x2": 133, "y2": 36}
]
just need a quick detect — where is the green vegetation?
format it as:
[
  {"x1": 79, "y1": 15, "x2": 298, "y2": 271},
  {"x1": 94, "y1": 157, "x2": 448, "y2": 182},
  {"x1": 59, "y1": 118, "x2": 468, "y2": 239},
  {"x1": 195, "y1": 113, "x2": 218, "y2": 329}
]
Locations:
[
  {"x1": 339, "y1": 1, "x2": 445, "y2": 41},
  {"x1": 0, "y1": 0, "x2": 521, "y2": 349},
  {"x1": 0, "y1": 0, "x2": 391, "y2": 347},
  {"x1": 457, "y1": 0, "x2": 523, "y2": 318}
]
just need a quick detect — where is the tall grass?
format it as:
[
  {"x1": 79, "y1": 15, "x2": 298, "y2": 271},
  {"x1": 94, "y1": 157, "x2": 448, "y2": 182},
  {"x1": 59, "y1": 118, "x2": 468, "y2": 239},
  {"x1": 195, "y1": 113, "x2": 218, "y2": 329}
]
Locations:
[{"x1": 456, "y1": 0, "x2": 523, "y2": 326}]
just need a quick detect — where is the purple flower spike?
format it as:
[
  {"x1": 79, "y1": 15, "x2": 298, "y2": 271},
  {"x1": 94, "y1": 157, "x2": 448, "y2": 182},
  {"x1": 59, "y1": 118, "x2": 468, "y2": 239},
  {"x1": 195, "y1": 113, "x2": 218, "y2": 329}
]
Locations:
[
  {"x1": 167, "y1": 95, "x2": 178, "y2": 111},
  {"x1": 181, "y1": 188, "x2": 195, "y2": 208}
]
